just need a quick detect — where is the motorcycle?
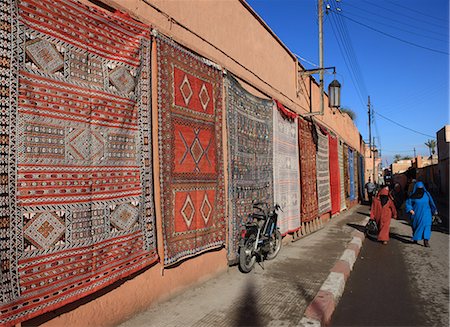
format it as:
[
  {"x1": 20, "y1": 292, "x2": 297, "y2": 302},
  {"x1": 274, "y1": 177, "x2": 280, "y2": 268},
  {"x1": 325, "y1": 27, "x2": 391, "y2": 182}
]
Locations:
[{"x1": 238, "y1": 201, "x2": 282, "y2": 273}]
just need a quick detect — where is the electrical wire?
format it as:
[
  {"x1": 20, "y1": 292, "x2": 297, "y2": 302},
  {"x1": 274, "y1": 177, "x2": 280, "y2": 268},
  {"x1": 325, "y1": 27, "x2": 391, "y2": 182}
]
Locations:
[
  {"x1": 361, "y1": 0, "x2": 449, "y2": 31},
  {"x1": 139, "y1": 0, "x2": 306, "y2": 113},
  {"x1": 385, "y1": 0, "x2": 448, "y2": 23},
  {"x1": 331, "y1": 9, "x2": 449, "y2": 55},
  {"x1": 327, "y1": 0, "x2": 367, "y2": 108},
  {"x1": 374, "y1": 110, "x2": 435, "y2": 138},
  {"x1": 332, "y1": 3, "x2": 448, "y2": 43}
]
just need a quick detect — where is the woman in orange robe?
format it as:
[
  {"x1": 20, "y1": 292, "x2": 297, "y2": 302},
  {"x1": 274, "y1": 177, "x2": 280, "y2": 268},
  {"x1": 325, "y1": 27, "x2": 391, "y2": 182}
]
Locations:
[{"x1": 370, "y1": 187, "x2": 397, "y2": 244}]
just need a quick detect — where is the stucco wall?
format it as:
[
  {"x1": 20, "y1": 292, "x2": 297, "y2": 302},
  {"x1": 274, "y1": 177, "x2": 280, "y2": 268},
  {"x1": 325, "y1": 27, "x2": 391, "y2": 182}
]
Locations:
[{"x1": 28, "y1": 1, "x2": 365, "y2": 326}]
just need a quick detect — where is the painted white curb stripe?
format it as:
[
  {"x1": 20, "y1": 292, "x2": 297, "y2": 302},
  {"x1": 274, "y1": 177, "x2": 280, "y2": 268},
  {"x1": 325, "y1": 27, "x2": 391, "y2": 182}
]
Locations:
[
  {"x1": 340, "y1": 249, "x2": 356, "y2": 270},
  {"x1": 349, "y1": 236, "x2": 362, "y2": 248},
  {"x1": 298, "y1": 317, "x2": 321, "y2": 327},
  {"x1": 320, "y1": 271, "x2": 345, "y2": 301}
]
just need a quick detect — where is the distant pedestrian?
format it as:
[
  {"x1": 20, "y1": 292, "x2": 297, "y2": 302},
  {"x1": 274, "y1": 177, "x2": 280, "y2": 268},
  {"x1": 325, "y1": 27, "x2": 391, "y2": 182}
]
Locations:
[
  {"x1": 370, "y1": 187, "x2": 397, "y2": 245},
  {"x1": 390, "y1": 183, "x2": 405, "y2": 218},
  {"x1": 405, "y1": 181, "x2": 438, "y2": 247},
  {"x1": 365, "y1": 177, "x2": 376, "y2": 206}
]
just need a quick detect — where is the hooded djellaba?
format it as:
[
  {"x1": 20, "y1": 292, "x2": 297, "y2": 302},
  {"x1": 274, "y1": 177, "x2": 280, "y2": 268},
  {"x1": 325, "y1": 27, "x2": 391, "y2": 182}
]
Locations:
[
  {"x1": 405, "y1": 181, "x2": 438, "y2": 247},
  {"x1": 370, "y1": 187, "x2": 397, "y2": 245}
]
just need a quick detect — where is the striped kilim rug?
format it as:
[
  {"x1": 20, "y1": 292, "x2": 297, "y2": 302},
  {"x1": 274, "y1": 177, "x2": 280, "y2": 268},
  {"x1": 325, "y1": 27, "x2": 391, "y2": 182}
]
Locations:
[
  {"x1": 226, "y1": 75, "x2": 273, "y2": 263},
  {"x1": 338, "y1": 140, "x2": 347, "y2": 210},
  {"x1": 316, "y1": 126, "x2": 332, "y2": 214},
  {"x1": 298, "y1": 118, "x2": 319, "y2": 222},
  {"x1": 1, "y1": 1, "x2": 158, "y2": 325},
  {"x1": 273, "y1": 104, "x2": 301, "y2": 235},
  {"x1": 157, "y1": 35, "x2": 226, "y2": 266}
]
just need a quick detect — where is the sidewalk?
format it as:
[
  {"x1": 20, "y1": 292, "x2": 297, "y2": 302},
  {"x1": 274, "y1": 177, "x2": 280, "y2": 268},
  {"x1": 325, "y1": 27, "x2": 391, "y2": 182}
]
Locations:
[{"x1": 118, "y1": 205, "x2": 369, "y2": 327}]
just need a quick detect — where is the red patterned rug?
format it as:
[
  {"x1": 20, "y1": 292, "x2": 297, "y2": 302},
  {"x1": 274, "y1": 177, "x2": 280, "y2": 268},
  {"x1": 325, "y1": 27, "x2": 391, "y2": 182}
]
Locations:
[
  {"x1": 157, "y1": 35, "x2": 226, "y2": 266},
  {"x1": 298, "y1": 118, "x2": 319, "y2": 222},
  {"x1": 328, "y1": 133, "x2": 341, "y2": 215},
  {"x1": 0, "y1": 1, "x2": 158, "y2": 325}
]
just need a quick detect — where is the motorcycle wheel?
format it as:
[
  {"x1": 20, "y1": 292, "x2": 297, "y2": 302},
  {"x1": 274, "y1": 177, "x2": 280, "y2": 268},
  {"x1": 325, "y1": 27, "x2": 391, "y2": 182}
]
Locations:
[
  {"x1": 265, "y1": 230, "x2": 282, "y2": 260},
  {"x1": 239, "y1": 234, "x2": 256, "y2": 273}
]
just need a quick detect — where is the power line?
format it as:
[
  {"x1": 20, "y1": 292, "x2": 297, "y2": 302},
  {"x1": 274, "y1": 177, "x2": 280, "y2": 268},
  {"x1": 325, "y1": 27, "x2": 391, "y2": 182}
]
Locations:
[
  {"x1": 365, "y1": 0, "x2": 449, "y2": 30},
  {"x1": 331, "y1": 9, "x2": 449, "y2": 55},
  {"x1": 374, "y1": 111, "x2": 435, "y2": 138},
  {"x1": 335, "y1": 4, "x2": 449, "y2": 43},
  {"x1": 385, "y1": 0, "x2": 448, "y2": 23},
  {"x1": 327, "y1": 0, "x2": 368, "y2": 108},
  {"x1": 345, "y1": 3, "x2": 448, "y2": 40}
]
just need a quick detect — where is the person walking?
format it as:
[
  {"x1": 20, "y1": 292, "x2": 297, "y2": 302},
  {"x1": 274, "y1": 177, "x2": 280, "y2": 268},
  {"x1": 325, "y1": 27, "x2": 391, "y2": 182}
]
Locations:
[
  {"x1": 390, "y1": 182, "x2": 405, "y2": 218},
  {"x1": 365, "y1": 177, "x2": 376, "y2": 206},
  {"x1": 405, "y1": 181, "x2": 438, "y2": 247},
  {"x1": 370, "y1": 187, "x2": 397, "y2": 245}
]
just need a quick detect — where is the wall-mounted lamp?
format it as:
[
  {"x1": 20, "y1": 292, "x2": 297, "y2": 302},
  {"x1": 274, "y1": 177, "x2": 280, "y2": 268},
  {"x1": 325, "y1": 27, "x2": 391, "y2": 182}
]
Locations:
[{"x1": 328, "y1": 79, "x2": 341, "y2": 108}]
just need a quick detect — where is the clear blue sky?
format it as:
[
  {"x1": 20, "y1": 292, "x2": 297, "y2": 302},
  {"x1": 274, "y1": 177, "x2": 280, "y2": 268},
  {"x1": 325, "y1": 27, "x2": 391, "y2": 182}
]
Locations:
[{"x1": 247, "y1": 0, "x2": 449, "y2": 165}]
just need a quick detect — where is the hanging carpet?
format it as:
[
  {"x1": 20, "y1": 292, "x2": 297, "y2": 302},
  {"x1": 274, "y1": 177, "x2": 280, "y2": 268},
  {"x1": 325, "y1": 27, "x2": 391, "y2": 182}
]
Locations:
[
  {"x1": 1, "y1": 1, "x2": 158, "y2": 325},
  {"x1": 354, "y1": 150, "x2": 359, "y2": 201},
  {"x1": 226, "y1": 75, "x2": 273, "y2": 263},
  {"x1": 349, "y1": 147, "x2": 356, "y2": 200},
  {"x1": 343, "y1": 143, "x2": 350, "y2": 199},
  {"x1": 157, "y1": 36, "x2": 226, "y2": 266},
  {"x1": 298, "y1": 118, "x2": 319, "y2": 222},
  {"x1": 339, "y1": 140, "x2": 347, "y2": 210},
  {"x1": 316, "y1": 126, "x2": 332, "y2": 215},
  {"x1": 273, "y1": 102, "x2": 301, "y2": 235},
  {"x1": 328, "y1": 133, "x2": 341, "y2": 215}
]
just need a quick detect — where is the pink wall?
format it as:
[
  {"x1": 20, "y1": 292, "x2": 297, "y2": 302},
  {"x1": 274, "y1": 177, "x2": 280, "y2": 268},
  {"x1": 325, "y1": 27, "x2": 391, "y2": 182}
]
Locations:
[{"x1": 31, "y1": 1, "x2": 366, "y2": 326}]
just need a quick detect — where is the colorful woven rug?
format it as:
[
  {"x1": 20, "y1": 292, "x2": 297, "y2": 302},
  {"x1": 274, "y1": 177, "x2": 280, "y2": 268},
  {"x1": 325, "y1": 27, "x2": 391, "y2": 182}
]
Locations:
[
  {"x1": 343, "y1": 143, "x2": 350, "y2": 198},
  {"x1": 338, "y1": 140, "x2": 347, "y2": 210},
  {"x1": 353, "y1": 150, "x2": 359, "y2": 201},
  {"x1": 348, "y1": 148, "x2": 356, "y2": 200},
  {"x1": 316, "y1": 126, "x2": 332, "y2": 214},
  {"x1": 298, "y1": 118, "x2": 319, "y2": 222},
  {"x1": 328, "y1": 133, "x2": 341, "y2": 215},
  {"x1": 157, "y1": 36, "x2": 226, "y2": 266},
  {"x1": 226, "y1": 75, "x2": 273, "y2": 263},
  {"x1": 1, "y1": 1, "x2": 158, "y2": 325},
  {"x1": 273, "y1": 103, "x2": 301, "y2": 235},
  {"x1": 358, "y1": 153, "x2": 365, "y2": 200}
]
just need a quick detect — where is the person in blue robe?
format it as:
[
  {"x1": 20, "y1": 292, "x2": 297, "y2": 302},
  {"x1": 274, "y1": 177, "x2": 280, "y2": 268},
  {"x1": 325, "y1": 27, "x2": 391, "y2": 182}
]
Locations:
[{"x1": 405, "y1": 181, "x2": 438, "y2": 247}]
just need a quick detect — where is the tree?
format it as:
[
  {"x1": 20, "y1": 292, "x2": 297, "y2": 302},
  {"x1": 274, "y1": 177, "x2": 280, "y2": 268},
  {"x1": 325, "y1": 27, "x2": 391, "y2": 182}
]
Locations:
[
  {"x1": 340, "y1": 107, "x2": 356, "y2": 121},
  {"x1": 393, "y1": 154, "x2": 402, "y2": 163},
  {"x1": 424, "y1": 139, "x2": 436, "y2": 157},
  {"x1": 402, "y1": 155, "x2": 412, "y2": 160}
]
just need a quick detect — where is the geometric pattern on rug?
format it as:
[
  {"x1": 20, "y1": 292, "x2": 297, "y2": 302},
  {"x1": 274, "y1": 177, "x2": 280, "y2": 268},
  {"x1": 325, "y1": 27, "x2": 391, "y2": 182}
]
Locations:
[
  {"x1": 226, "y1": 75, "x2": 273, "y2": 263},
  {"x1": 316, "y1": 125, "x2": 332, "y2": 215},
  {"x1": 298, "y1": 117, "x2": 319, "y2": 223},
  {"x1": 157, "y1": 35, "x2": 225, "y2": 266},
  {"x1": 273, "y1": 104, "x2": 300, "y2": 235},
  {"x1": 0, "y1": 1, "x2": 157, "y2": 325}
]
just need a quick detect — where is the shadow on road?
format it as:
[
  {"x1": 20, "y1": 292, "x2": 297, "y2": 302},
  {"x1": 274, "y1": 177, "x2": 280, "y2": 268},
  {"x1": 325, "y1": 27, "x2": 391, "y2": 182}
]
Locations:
[
  {"x1": 346, "y1": 223, "x2": 365, "y2": 233},
  {"x1": 233, "y1": 280, "x2": 262, "y2": 327},
  {"x1": 390, "y1": 232, "x2": 415, "y2": 244}
]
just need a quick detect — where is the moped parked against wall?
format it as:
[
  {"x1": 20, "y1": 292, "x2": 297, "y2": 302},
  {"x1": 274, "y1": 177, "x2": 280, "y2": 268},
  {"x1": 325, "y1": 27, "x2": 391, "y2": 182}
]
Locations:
[{"x1": 238, "y1": 201, "x2": 282, "y2": 273}]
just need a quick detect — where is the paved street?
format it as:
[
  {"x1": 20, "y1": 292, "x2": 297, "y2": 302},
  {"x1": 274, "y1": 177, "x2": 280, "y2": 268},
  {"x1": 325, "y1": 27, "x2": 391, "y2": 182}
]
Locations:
[
  {"x1": 332, "y1": 207, "x2": 449, "y2": 326},
  {"x1": 118, "y1": 206, "x2": 367, "y2": 327}
]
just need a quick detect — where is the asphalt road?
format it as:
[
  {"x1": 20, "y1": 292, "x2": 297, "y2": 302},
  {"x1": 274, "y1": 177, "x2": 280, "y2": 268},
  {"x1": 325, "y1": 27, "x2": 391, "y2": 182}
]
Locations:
[{"x1": 331, "y1": 206, "x2": 449, "y2": 327}]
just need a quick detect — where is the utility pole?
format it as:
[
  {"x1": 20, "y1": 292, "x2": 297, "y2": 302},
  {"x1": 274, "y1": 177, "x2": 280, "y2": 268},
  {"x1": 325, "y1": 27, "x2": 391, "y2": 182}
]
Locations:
[
  {"x1": 373, "y1": 136, "x2": 376, "y2": 183},
  {"x1": 368, "y1": 96, "x2": 372, "y2": 160},
  {"x1": 414, "y1": 147, "x2": 416, "y2": 158},
  {"x1": 318, "y1": 0, "x2": 324, "y2": 115}
]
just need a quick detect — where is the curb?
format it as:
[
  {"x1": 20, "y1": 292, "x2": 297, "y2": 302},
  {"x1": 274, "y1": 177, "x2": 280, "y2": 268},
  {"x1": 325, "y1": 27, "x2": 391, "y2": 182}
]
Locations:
[{"x1": 299, "y1": 217, "x2": 369, "y2": 326}]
